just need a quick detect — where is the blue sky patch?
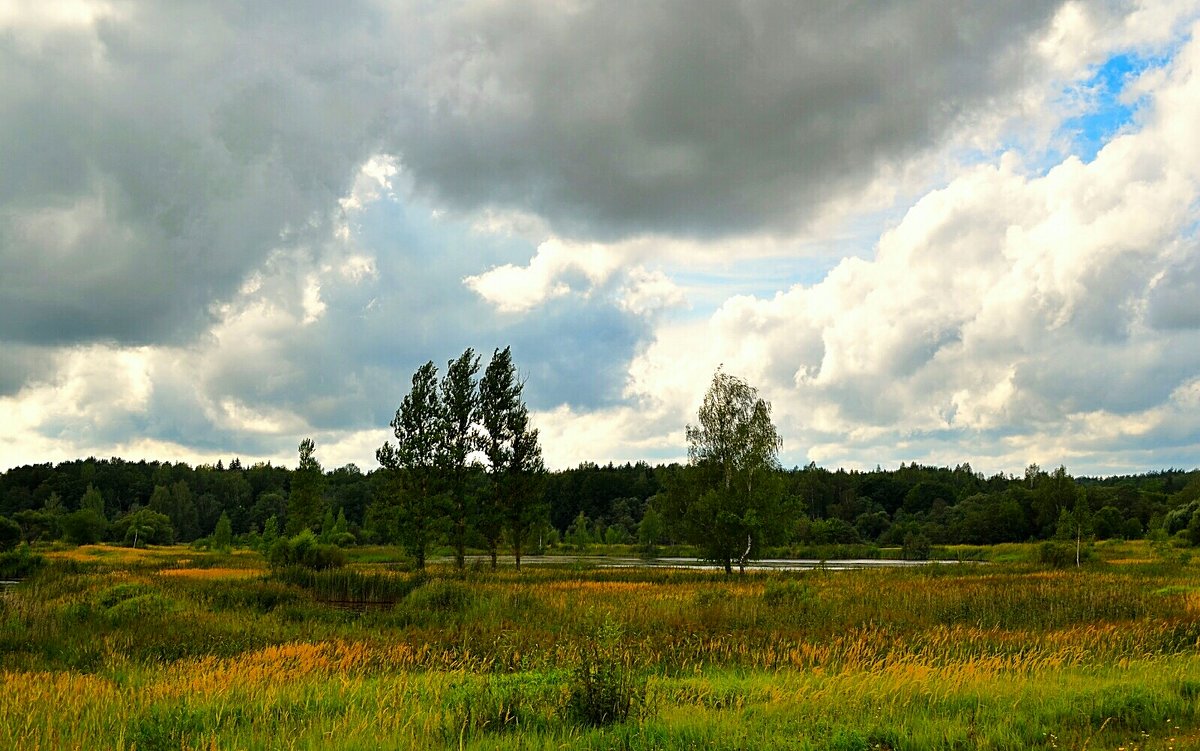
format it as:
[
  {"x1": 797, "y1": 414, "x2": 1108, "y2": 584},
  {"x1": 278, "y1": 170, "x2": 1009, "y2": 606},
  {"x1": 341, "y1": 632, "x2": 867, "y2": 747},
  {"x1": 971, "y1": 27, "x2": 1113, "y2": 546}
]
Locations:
[{"x1": 1061, "y1": 52, "x2": 1164, "y2": 163}]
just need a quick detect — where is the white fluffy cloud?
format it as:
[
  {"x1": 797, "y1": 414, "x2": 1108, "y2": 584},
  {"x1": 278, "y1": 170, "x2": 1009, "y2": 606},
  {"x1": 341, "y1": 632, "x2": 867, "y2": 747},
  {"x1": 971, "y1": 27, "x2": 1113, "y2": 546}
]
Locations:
[
  {"x1": 575, "y1": 20, "x2": 1200, "y2": 474},
  {"x1": 464, "y1": 237, "x2": 686, "y2": 316}
]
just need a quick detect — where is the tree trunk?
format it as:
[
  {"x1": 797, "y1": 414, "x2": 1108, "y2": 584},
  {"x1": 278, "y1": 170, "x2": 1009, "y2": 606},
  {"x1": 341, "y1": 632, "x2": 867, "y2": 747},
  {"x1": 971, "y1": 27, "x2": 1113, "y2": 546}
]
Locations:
[
  {"x1": 455, "y1": 515, "x2": 466, "y2": 569},
  {"x1": 489, "y1": 541, "x2": 498, "y2": 571}
]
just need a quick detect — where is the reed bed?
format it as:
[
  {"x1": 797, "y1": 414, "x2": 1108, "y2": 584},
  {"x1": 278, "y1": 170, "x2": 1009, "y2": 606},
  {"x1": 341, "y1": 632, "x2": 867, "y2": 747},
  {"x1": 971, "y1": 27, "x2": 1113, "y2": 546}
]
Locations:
[{"x1": 0, "y1": 543, "x2": 1197, "y2": 749}]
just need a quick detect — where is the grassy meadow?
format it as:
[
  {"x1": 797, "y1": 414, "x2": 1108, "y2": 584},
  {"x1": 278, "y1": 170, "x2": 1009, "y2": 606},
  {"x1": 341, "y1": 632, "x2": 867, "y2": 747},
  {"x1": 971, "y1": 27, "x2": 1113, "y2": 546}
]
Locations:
[{"x1": 1, "y1": 541, "x2": 1198, "y2": 750}]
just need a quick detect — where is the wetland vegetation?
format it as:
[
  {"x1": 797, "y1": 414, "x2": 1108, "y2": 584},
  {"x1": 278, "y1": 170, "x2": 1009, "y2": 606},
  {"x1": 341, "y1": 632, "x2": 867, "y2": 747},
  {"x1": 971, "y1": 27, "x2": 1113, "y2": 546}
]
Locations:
[{"x1": 1, "y1": 540, "x2": 1198, "y2": 750}]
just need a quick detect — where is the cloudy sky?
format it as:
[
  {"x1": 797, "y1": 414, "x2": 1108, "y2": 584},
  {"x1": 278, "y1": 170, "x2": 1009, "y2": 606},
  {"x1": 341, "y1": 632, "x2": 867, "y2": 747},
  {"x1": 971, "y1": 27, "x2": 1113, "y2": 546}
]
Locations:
[{"x1": 2, "y1": 0, "x2": 1200, "y2": 476}]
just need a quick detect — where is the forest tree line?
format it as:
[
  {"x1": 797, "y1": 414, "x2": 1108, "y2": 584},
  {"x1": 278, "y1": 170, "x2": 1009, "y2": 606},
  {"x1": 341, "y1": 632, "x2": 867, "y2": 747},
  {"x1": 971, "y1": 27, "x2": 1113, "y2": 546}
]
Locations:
[
  {"x1": 2, "y1": 354, "x2": 1200, "y2": 562},
  {"x1": 3, "y1": 451, "x2": 1199, "y2": 555}
]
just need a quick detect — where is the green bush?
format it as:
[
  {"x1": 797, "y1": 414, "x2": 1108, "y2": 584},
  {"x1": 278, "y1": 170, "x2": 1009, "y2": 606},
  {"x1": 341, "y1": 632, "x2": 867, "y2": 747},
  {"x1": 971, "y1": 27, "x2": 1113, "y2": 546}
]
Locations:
[
  {"x1": 565, "y1": 617, "x2": 644, "y2": 727},
  {"x1": 407, "y1": 580, "x2": 473, "y2": 613},
  {"x1": 0, "y1": 516, "x2": 21, "y2": 551},
  {"x1": 1037, "y1": 541, "x2": 1074, "y2": 568},
  {"x1": 96, "y1": 583, "x2": 151, "y2": 608},
  {"x1": 901, "y1": 532, "x2": 932, "y2": 561},
  {"x1": 61, "y1": 509, "x2": 107, "y2": 545},
  {"x1": 106, "y1": 593, "x2": 174, "y2": 625},
  {"x1": 112, "y1": 509, "x2": 175, "y2": 547},
  {"x1": 267, "y1": 530, "x2": 347, "y2": 570},
  {"x1": 211, "y1": 512, "x2": 233, "y2": 553},
  {"x1": 785, "y1": 543, "x2": 883, "y2": 560},
  {"x1": 0, "y1": 544, "x2": 45, "y2": 579}
]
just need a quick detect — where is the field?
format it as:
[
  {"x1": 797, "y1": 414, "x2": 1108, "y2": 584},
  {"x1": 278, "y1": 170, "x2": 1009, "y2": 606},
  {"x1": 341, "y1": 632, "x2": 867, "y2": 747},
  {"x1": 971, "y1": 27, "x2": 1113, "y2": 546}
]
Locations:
[{"x1": 1, "y1": 542, "x2": 1198, "y2": 750}]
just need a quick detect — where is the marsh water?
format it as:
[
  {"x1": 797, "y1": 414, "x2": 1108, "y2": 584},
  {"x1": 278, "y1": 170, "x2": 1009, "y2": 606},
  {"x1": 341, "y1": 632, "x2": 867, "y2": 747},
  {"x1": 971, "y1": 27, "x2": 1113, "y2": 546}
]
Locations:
[{"x1": 451, "y1": 555, "x2": 938, "y2": 571}]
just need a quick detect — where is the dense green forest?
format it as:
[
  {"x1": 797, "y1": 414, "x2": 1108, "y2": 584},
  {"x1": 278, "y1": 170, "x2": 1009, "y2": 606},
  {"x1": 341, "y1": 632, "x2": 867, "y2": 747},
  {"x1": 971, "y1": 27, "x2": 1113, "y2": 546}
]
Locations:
[
  {"x1": 3, "y1": 453, "x2": 1198, "y2": 556},
  {"x1": 3, "y1": 353, "x2": 1199, "y2": 563}
]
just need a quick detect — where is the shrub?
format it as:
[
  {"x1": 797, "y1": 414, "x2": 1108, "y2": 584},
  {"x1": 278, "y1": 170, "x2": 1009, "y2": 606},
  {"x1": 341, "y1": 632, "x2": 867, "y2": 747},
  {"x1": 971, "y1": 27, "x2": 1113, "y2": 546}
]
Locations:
[
  {"x1": 1037, "y1": 541, "x2": 1074, "y2": 568},
  {"x1": 809, "y1": 518, "x2": 863, "y2": 545},
  {"x1": 901, "y1": 532, "x2": 931, "y2": 561},
  {"x1": 11, "y1": 509, "x2": 60, "y2": 543},
  {"x1": 1121, "y1": 517, "x2": 1144, "y2": 540},
  {"x1": 97, "y1": 583, "x2": 151, "y2": 608},
  {"x1": 260, "y1": 515, "x2": 280, "y2": 553},
  {"x1": 407, "y1": 579, "x2": 473, "y2": 613},
  {"x1": 211, "y1": 512, "x2": 233, "y2": 553},
  {"x1": 0, "y1": 516, "x2": 21, "y2": 551},
  {"x1": 565, "y1": 617, "x2": 644, "y2": 727},
  {"x1": 106, "y1": 593, "x2": 174, "y2": 625},
  {"x1": 112, "y1": 509, "x2": 175, "y2": 547},
  {"x1": 267, "y1": 530, "x2": 347, "y2": 570},
  {"x1": 0, "y1": 544, "x2": 45, "y2": 579},
  {"x1": 61, "y1": 509, "x2": 107, "y2": 545}
]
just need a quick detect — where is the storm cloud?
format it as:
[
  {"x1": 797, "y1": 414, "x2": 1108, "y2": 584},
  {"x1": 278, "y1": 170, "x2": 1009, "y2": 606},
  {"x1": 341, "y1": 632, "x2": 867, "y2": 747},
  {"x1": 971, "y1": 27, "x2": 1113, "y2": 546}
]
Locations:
[
  {"x1": 3, "y1": 0, "x2": 1199, "y2": 475},
  {"x1": 394, "y1": 0, "x2": 1063, "y2": 238},
  {"x1": 1, "y1": 0, "x2": 1062, "y2": 348},
  {"x1": 0, "y1": 1, "x2": 394, "y2": 345}
]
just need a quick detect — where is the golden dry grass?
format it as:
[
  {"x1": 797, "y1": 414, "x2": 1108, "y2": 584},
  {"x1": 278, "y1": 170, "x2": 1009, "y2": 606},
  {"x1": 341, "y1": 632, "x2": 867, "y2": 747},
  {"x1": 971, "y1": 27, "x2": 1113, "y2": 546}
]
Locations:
[{"x1": 1, "y1": 542, "x2": 1197, "y2": 750}]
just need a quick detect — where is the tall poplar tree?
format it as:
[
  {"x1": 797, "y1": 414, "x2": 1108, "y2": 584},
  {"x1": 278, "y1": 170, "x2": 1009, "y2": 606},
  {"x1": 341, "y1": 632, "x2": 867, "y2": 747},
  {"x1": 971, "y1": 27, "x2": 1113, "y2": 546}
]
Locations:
[
  {"x1": 478, "y1": 347, "x2": 544, "y2": 570},
  {"x1": 439, "y1": 348, "x2": 481, "y2": 569},
  {"x1": 377, "y1": 361, "x2": 443, "y2": 569}
]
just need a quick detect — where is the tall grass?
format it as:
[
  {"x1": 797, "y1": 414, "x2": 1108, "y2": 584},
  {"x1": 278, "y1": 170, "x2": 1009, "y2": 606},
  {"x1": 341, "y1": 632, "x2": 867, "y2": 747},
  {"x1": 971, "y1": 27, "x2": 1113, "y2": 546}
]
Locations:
[{"x1": 0, "y1": 542, "x2": 1197, "y2": 749}]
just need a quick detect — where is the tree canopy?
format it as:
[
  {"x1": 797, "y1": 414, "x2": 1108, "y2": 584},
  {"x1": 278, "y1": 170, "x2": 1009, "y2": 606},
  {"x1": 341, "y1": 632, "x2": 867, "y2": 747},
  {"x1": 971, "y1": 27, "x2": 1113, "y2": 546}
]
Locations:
[{"x1": 673, "y1": 368, "x2": 784, "y2": 573}]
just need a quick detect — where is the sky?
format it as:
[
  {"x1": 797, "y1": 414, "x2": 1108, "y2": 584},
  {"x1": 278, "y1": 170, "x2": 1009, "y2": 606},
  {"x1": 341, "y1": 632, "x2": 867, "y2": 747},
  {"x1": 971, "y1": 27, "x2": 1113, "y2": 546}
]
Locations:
[{"x1": 2, "y1": 0, "x2": 1200, "y2": 477}]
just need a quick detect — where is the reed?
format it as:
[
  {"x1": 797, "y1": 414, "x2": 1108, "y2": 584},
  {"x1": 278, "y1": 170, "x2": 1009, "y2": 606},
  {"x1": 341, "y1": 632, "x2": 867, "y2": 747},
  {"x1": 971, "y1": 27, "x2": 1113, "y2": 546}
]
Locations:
[{"x1": 0, "y1": 541, "x2": 1196, "y2": 749}]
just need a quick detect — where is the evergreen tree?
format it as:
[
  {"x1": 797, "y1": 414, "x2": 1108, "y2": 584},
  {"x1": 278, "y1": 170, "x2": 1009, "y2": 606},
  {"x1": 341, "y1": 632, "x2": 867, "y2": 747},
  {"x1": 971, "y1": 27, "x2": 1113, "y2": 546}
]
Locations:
[
  {"x1": 212, "y1": 512, "x2": 233, "y2": 552},
  {"x1": 319, "y1": 507, "x2": 336, "y2": 543},
  {"x1": 286, "y1": 438, "x2": 326, "y2": 535},
  {"x1": 260, "y1": 515, "x2": 280, "y2": 553}
]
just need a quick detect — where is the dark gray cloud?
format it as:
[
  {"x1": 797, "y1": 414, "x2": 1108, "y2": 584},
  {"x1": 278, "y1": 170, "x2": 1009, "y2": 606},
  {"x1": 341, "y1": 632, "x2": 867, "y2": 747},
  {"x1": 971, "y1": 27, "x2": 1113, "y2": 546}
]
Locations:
[
  {"x1": 0, "y1": 0, "x2": 1064, "y2": 351},
  {"x1": 395, "y1": 0, "x2": 1063, "y2": 239},
  {"x1": 1148, "y1": 249, "x2": 1200, "y2": 330},
  {"x1": 0, "y1": 344, "x2": 54, "y2": 397},
  {"x1": 0, "y1": 1, "x2": 393, "y2": 346}
]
